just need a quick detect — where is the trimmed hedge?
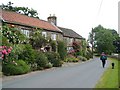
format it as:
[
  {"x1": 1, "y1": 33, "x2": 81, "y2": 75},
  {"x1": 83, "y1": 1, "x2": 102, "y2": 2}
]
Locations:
[{"x1": 2, "y1": 60, "x2": 30, "y2": 75}]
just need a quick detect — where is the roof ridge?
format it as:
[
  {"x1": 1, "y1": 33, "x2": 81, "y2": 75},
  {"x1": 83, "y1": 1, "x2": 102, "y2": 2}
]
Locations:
[
  {"x1": 58, "y1": 26, "x2": 73, "y2": 30},
  {"x1": 2, "y1": 10, "x2": 50, "y2": 23},
  {"x1": 58, "y1": 26, "x2": 83, "y2": 39}
]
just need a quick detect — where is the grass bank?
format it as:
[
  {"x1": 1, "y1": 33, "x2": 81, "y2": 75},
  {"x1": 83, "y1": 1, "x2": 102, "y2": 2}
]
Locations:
[{"x1": 95, "y1": 58, "x2": 119, "y2": 89}]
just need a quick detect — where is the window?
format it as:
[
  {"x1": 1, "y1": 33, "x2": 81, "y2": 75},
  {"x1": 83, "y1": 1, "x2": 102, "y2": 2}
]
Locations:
[
  {"x1": 20, "y1": 29, "x2": 30, "y2": 37},
  {"x1": 51, "y1": 34, "x2": 56, "y2": 40},
  {"x1": 42, "y1": 32, "x2": 47, "y2": 38},
  {"x1": 70, "y1": 38, "x2": 73, "y2": 43},
  {"x1": 67, "y1": 38, "x2": 69, "y2": 43},
  {"x1": 67, "y1": 38, "x2": 73, "y2": 44}
]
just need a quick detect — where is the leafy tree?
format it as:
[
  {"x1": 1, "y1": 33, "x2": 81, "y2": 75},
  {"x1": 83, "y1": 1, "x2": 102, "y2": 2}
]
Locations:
[
  {"x1": 88, "y1": 25, "x2": 119, "y2": 54},
  {"x1": 1, "y1": 2, "x2": 14, "y2": 11},
  {"x1": 1, "y1": 1, "x2": 39, "y2": 18}
]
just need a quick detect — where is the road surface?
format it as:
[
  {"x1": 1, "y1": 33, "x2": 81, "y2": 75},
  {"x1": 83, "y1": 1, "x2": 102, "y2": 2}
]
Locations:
[{"x1": 2, "y1": 57, "x2": 110, "y2": 88}]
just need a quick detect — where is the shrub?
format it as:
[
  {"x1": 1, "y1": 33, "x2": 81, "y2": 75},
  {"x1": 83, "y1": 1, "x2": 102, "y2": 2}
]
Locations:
[
  {"x1": 77, "y1": 56, "x2": 87, "y2": 61},
  {"x1": 72, "y1": 41, "x2": 81, "y2": 50},
  {"x1": 82, "y1": 57, "x2": 87, "y2": 61},
  {"x1": 50, "y1": 40, "x2": 57, "y2": 52},
  {"x1": 65, "y1": 55, "x2": 79, "y2": 62},
  {"x1": 2, "y1": 36, "x2": 11, "y2": 46},
  {"x1": 2, "y1": 24, "x2": 28, "y2": 44},
  {"x1": 8, "y1": 44, "x2": 25, "y2": 61},
  {"x1": 85, "y1": 50, "x2": 93, "y2": 60},
  {"x1": 72, "y1": 58, "x2": 79, "y2": 62},
  {"x1": 29, "y1": 30, "x2": 47, "y2": 49},
  {"x1": 2, "y1": 60, "x2": 30, "y2": 75},
  {"x1": 57, "y1": 41, "x2": 67, "y2": 60},
  {"x1": 30, "y1": 63, "x2": 38, "y2": 71},
  {"x1": 45, "y1": 52, "x2": 62, "y2": 67},
  {"x1": 35, "y1": 52, "x2": 49, "y2": 70},
  {"x1": 45, "y1": 62, "x2": 53, "y2": 69},
  {"x1": 77, "y1": 56, "x2": 83, "y2": 60},
  {"x1": 74, "y1": 50, "x2": 79, "y2": 58},
  {"x1": 18, "y1": 44, "x2": 36, "y2": 65}
]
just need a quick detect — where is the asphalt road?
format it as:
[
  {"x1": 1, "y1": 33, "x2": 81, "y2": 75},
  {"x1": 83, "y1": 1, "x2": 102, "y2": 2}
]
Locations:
[{"x1": 2, "y1": 57, "x2": 110, "y2": 88}]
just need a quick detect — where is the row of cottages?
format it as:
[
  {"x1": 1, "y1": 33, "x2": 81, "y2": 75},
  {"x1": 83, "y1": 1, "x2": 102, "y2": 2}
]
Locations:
[{"x1": 1, "y1": 10, "x2": 84, "y2": 52}]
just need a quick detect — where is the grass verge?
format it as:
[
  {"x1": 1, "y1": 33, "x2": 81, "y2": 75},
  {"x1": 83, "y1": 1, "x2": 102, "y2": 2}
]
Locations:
[{"x1": 95, "y1": 58, "x2": 119, "y2": 89}]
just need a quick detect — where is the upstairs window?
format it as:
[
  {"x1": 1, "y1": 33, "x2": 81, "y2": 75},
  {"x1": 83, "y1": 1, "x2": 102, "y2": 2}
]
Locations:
[
  {"x1": 51, "y1": 34, "x2": 56, "y2": 40},
  {"x1": 42, "y1": 32, "x2": 47, "y2": 38},
  {"x1": 21, "y1": 29, "x2": 30, "y2": 38}
]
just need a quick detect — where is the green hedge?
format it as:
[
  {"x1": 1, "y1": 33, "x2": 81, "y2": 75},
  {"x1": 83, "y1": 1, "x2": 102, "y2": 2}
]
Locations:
[{"x1": 2, "y1": 60, "x2": 30, "y2": 75}]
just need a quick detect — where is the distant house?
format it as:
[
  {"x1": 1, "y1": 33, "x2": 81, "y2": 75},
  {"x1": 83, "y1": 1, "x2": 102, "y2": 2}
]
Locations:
[
  {"x1": 47, "y1": 15, "x2": 84, "y2": 52},
  {"x1": 58, "y1": 27, "x2": 83, "y2": 51},
  {"x1": 1, "y1": 10, "x2": 63, "y2": 41}
]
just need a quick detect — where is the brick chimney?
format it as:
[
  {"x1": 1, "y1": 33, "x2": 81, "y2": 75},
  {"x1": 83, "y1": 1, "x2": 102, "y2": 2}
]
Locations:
[{"x1": 47, "y1": 14, "x2": 57, "y2": 26}]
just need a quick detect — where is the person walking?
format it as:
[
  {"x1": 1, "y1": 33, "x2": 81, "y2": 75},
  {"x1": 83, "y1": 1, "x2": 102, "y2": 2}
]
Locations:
[{"x1": 100, "y1": 52, "x2": 107, "y2": 68}]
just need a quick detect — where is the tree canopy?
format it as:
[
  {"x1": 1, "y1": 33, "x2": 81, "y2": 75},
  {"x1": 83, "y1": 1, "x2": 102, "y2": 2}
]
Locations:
[
  {"x1": 88, "y1": 25, "x2": 119, "y2": 54},
  {"x1": 1, "y1": 1, "x2": 39, "y2": 18}
]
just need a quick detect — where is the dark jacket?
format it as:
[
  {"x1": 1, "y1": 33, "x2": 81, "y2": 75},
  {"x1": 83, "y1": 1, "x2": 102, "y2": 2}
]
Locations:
[{"x1": 100, "y1": 54, "x2": 107, "y2": 60}]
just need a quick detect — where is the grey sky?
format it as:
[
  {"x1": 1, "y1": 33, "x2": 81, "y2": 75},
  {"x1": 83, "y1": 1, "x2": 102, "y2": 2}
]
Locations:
[{"x1": 0, "y1": 0, "x2": 119, "y2": 39}]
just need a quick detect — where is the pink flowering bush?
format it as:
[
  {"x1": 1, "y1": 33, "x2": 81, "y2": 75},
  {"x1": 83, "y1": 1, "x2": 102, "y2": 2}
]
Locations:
[{"x1": 0, "y1": 46, "x2": 12, "y2": 61}]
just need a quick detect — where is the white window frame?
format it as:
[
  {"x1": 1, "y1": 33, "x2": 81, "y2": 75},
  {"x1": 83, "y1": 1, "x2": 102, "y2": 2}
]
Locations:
[
  {"x1": 21, "y1": 29, "x2": 30, "y2": 38},
  {"x1": 70, "y1": 38, "x2": 73, "y2": 43},
  {"x1": 51, "y1": 33, "x2": 56, "y2": 40},
  {"x1": 42, "y1": 32, "x2": 47, "y2": 38}
]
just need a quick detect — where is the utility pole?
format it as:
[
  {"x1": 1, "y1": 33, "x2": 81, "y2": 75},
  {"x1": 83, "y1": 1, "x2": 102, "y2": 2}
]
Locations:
[
  {"x1": 91, "y1": 28, "x2": 94, "y2": 58},
  {"x1": 118, "y1": 4, "x2": 120, "y2": 88}
]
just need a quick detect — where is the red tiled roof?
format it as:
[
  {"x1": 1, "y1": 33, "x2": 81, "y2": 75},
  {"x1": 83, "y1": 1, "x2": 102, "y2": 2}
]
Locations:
[{"x1": 1, "y1": 10, "x2": 62, "y2": 32}]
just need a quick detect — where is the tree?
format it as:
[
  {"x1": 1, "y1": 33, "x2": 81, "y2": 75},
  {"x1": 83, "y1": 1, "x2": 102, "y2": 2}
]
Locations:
[
  {"x1": 1, "y1": 2, "x2": 14, "y2": 11},
  {"x1": 1, "y1": 1, "x2": 39, "y2": 18},
  {"x1": 88, "y1": 25, "x2": 119, "y2": 54}
]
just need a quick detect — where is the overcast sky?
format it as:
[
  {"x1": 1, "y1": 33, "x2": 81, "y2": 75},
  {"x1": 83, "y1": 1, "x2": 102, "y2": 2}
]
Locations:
[{"x1": 0, "y1": 0, "x2": 119, "y2": 39}]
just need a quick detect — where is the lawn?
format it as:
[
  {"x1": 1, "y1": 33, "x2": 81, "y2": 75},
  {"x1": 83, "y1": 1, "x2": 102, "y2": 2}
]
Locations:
[{"x1": 95, "y1": 57, "x2": 119, "y2": 89}]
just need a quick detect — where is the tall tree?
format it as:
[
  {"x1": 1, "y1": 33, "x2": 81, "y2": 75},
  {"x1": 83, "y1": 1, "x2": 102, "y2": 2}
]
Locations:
[
  {"x1": 1, "y1": 1, "x2": 39, "y2": 18},
  {"x1": 88, "y1": 25, "x2": 119, "y2": 54}
]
